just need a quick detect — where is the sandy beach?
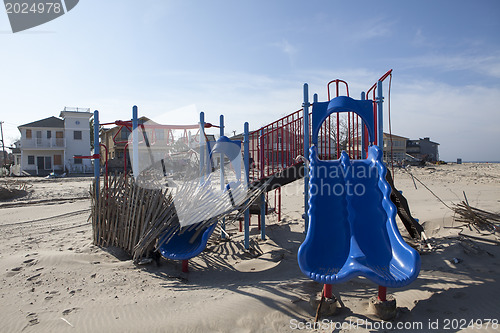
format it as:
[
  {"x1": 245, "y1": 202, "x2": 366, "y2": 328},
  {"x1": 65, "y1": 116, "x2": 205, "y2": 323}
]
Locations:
[{"x1": 0, "y1": 163, "x2": 499, "y2": 332}]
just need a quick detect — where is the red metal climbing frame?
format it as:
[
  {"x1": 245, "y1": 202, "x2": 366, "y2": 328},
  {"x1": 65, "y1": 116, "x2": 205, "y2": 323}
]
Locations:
[{"x1": 248, "y1": 70, "x2": 393, "y2": 221}]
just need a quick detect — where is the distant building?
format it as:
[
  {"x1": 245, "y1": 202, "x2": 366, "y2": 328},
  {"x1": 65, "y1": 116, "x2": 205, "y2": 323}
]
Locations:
[
  {"x1": 16, "y1": 108, "x2": 92, "y2": 176},
  {"x1": 383, "y1": 133, "x2": 408, "y2": 163},
  {"x1": 99, "y1": 118, "x2": 143, "y2": 172},
  {"x1": 7, "y1": 140, "x2": 21, "y2": 175},
  {"x1": 99, "y1": 117, "x2": 209, "y2": 174},
  {"x1": 406, "y1": 137, "x2": 440, "y2": 162}
]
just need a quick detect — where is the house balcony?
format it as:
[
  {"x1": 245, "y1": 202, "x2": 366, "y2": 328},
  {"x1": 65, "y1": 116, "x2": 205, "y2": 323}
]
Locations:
[{"x1": 22, "y1": 138, "x2": 66, "y2": 149}]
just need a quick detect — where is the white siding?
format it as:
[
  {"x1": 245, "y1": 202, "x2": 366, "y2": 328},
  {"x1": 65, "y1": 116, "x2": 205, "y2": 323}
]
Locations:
[{"x1": 63, "y1": 114, "x2": 92, "y2": 173}]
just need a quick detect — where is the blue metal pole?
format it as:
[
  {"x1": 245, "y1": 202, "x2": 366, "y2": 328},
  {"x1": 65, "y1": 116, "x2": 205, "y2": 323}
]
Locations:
[
  {"x1": 377, "y1": 81, "x2": 384, "y2": 151},
  {"x1": 244, "y1": 122, "x2": 250, "y2": 249},
  {"x1": 132, "y1": 106, "x2": 139, "y2": 179},
  {"x1": 93, "y1": 110, "x2": 100, "y2": 223},
  {"x1": 93, "y1": 110, "x2": 100, "y2": 182},
  {"x1": 219, "y1": 115, "x2": 226, "y2": 239},
  {"x1": 199, "y1": 112, "x2": 205, "y2": 183},
  {"x1": 303, "y1": 84, "x2": 310, "y2": 234},
  {"x1": 361, "y1": 91, "x2": 367, "y2": 159},
  {"x1": 259, "y1": 128, "x2": 266, "y2": 241}
]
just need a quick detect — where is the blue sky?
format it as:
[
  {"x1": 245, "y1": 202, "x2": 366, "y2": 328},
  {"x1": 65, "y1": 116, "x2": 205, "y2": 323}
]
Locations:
[{"x1": 1, "y1": 0, "x2": 499, "y2": 161}]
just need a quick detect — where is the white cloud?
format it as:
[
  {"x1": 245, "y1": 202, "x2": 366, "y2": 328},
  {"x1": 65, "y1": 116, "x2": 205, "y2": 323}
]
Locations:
[
  {"x1": 272, "y1": 39, "x2": 298, "y2": 67},
  {"x1": 398, "y1": 52, "x2": 500, "y2": 79},
  {"x1": 390, "y1": 80, "x2": 500, "y2": 161},
  {"x1": 348, "y1": 16, "x2": 396, "y2": 42}
]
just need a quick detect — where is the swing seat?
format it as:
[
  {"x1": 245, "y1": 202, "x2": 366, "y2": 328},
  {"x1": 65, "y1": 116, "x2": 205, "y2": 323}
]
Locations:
[{"x1": 158, "y1": 222, "x2": 217, "y2": 261}]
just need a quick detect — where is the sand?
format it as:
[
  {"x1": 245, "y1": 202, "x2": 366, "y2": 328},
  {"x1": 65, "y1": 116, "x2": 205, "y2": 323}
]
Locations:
[{"x1": 0, "y1": 163, "x2": 499, "y2": 332}]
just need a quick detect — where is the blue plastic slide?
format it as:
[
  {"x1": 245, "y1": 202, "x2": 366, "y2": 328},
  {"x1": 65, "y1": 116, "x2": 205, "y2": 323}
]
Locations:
[{"x1": 297, "y1": 97, "x2": 420, "y2": 288}]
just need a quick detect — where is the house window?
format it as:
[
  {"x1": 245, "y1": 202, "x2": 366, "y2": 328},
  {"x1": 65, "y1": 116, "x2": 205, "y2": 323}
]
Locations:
[
  {"x1": 56, "y1": 131, "x2": 64, "y2": 146},
  {"x1": 54, "y1": 154, "x2": 62, "y2": 166},
  {"x1": 74, "y1": 131, "x2": 82, "y2": 140},
  {"x1": 26, "y1": 129, "x2": 32, "y2": 139},
  {"x1": 28, "y1": 155, "x2": 35, "y2": 165},
  {"x1": 74, "y1": 155, "x2": 82, "y2": 164},
  {"x1": 47, "y1": 131, "x2": 52, "y2": 139}
]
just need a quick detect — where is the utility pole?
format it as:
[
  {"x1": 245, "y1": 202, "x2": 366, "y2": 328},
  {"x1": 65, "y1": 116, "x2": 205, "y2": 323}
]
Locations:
[{"x1": 0, "y1": 121, "x2": 5, "y2": 170}]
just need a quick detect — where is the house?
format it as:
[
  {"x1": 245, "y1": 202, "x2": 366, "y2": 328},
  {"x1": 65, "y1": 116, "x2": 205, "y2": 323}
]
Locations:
[
  {"x1": 351, "y1": 132, "x2": 407, "y2": 162},
  {"x1": 383, "y1": 132, "x2": 408, "y2": 163},
  {"x1": 99, "y1": 118, "x2": 139, "y2": 172},
  {"x1": 406, "y1": 137, "x2": 440, "y2": 162},
  {"x1": 7, "y1": 140, "x2": 21, "y2": 176},
  {"x1": 17, "y1": 108, "x2": 92, "y2": 176},
  {"x1": 99, "y1": 117, "x2": 208, "y2": 174}
]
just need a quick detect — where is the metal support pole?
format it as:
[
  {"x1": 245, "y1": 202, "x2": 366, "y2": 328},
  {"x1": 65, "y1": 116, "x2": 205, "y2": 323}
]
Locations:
[
  {"x1": 324, "y1": 284, "x2": 333, "y2": 299},
  {"x1": 260, "y1": 191, "x2": 266, "y2": 240},
  {"x1": 199, "y1": 112, "x2": 205, "y2": 183},
  {"x1": 132, "y1": 106, "x2": 139, "y2": 179},
  {"x1": 303, "y1": 84, "x2": 310, "y2": 234},
  {"x1": 220, "y1": 115, "x2": 226, "y2": 239},
  {"x1": 93, "y1": 110, "x2": 100, "y2": 237},
  {"x1": 259, "y1": 128, "x2": 266, "y2": 240},
  {"x1": 182, "y1": 259, "x2": 189, "y2": 273},
  {"x1": 361, "y1": 91, "x2": 367, "y2": 159},
  {"x1": 93, "y1": 110, "x2": 100, "y2": 188},
  {"x1": 377, "y1": 81, "x2": 384, "y2": 151},
  {"x1": 0, "y1": 121, "x2": 5, "y2": 171},
  {"x1": 378, "y1": 286, "x2": 387, "y2": 301},
  {"x1": 376, "y1": 81, "x2": 386, "y2": 298},
  {"x1": 244, "y1": 122, "x2": 250, "y2": 250}
]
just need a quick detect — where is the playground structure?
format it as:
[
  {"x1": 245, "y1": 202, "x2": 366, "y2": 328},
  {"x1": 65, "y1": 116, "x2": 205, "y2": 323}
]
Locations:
[
  {"x1": 89, "y1": 69, "x2": 421, "y2": 316},
  {"x1": 90, "y1": 110, "x2": 270, "y2": 265}
]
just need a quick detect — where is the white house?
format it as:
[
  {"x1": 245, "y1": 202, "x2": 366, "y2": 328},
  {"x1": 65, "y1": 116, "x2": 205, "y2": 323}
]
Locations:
[{"x1": 17, "y1": 108, "x2": 93, "y2": 176}]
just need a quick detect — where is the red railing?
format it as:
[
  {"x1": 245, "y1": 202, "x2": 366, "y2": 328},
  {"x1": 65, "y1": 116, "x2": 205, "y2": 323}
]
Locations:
[
  {"x1": 248, "y1": 78, "x2": 365, "y2": 184},
  {"x1": 248, "y1": 109, "x2": 305, "y2": 181}
]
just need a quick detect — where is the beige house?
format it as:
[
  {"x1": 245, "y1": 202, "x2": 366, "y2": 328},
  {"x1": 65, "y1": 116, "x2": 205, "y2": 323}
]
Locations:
[
  {"x1": 100, "y1": 116, "x2": 151, "y2": 172},
  {"x1": 383, "y1": 132, "x2": 408, "y2": 163},
  {"x1": 351, "y1": 132, "x2": 408, "y2": 163},
  {"x1": 99, "y1": 117, "x2": 210, "y2": 173}
]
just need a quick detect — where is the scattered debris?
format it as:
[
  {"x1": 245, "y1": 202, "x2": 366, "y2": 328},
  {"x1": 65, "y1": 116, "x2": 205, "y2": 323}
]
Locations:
[
  {"x1": 0, "y1": 180, "x2": 32, "y2": 199},
  {"x1": 453, "y1": 192, "x2": 500, "y2": 234}
]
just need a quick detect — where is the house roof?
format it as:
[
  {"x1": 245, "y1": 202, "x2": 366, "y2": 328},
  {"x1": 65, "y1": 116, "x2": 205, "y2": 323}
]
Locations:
[
  {"x1": 407, "y1": 138, "x2": 440, "y2": 145},
  {"x1": 419, "y1": 138, "x2": 440, "y2": 145},
  {"x1": 18, "y1": 116, "x2": 64, "y2": 128},
  {"x1": 383, "y1": 132, "x2": 408, "y2": 140}
]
